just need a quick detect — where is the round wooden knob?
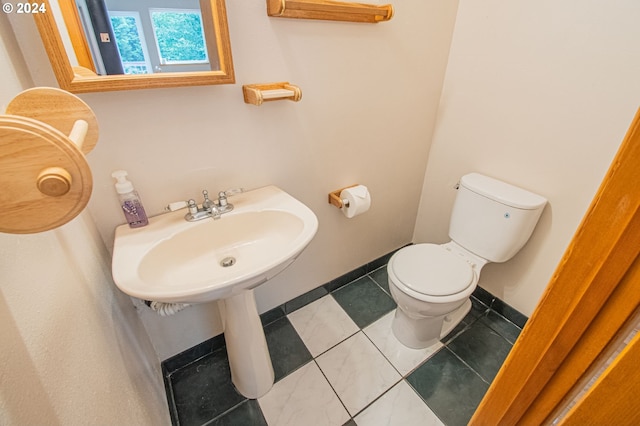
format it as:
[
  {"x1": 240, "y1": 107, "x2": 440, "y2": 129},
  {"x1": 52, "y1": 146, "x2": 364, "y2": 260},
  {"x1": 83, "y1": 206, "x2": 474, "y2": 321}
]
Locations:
[{"x1": 37, "y1": 167, "x2": 73, "y2": 197}]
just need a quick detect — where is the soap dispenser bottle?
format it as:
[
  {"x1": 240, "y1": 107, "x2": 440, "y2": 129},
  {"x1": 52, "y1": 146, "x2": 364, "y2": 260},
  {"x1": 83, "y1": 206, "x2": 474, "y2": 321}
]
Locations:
[{"x1": 111, "y1": 170, "x2": 149, "y2": 228}]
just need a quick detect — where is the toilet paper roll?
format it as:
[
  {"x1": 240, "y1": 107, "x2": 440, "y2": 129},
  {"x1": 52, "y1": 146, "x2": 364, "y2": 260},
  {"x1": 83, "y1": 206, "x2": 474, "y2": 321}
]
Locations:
[{"x1": 340, "y1": 185, "x2": 371, "y2": 218}]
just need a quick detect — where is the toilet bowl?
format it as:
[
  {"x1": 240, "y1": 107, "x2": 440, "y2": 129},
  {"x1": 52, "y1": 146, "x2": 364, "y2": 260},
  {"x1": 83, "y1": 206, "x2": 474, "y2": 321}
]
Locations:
[
  {"x1": 387, "y1": 242, "x2": 486, "y2": 348},
  {"x1": 387, "y1": 173, "x2": 547, "y2": 349}
]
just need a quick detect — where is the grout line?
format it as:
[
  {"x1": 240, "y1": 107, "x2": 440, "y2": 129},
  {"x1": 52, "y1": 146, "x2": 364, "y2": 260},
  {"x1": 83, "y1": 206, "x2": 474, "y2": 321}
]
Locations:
[
  {"x1": 360, "y1": 324, "x2": 404, "y2": 378},
  {"x1": 286, "y1": 293, "x2": 360, "y2": 360},
  {"x1": 312, "y1": 358, "x2": 354, "y2": 421},
  {"x1": 204, "y1": 399, "x2": 250, "y2": 426},
  {"x1": 403, "y1": 377, "x2": 448, "y2": 426},
  {"x1": 444, "y1": 346, "x2": 492, "y2": 386},
  {"x1": 349, "y1": 377, "x2": 405, "y2": 420},
  {"x1": 487, "y1": 307, "x2": 523, "y2": 330},
  {"x1": 368, "y1": 271, "x2": 393, "y2": 297},
  {"x1": 311, "y1": 328, "x2": 405, "y2": 421}
]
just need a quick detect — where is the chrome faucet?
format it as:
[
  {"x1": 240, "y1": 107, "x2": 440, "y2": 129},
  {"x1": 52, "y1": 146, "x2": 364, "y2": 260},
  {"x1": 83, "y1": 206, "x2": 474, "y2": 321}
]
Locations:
[
  {"x1": 165, "y1": 188, "x2": 244, "y2": 222},
  {"x1": 185, "y1": 193, "x2": 222, "y2": 221}
]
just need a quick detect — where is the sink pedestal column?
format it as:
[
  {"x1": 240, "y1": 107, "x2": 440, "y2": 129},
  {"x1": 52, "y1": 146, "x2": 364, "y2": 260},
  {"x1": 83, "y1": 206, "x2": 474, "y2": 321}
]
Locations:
[{"x1": 220, "y1": 290, "x2": 274, "y2": 399}]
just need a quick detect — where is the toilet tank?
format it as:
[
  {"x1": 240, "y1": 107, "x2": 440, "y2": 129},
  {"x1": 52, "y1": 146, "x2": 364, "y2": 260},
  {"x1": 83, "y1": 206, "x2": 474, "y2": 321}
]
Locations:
[{"x1": 449, "y1": 173, "x2": 547, "y2": 263}]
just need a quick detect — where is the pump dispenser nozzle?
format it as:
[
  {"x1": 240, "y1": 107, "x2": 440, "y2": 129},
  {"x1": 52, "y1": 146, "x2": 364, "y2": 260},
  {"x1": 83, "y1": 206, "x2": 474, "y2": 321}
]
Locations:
[{"x1": 111, "y1": 170, "x2": 135, "y2": 194}]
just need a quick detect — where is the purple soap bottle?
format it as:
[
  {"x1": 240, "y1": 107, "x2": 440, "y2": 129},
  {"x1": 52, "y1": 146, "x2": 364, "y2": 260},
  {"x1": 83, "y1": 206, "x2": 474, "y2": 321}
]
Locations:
[{"x1": 111, "y1": 170, "x2": 149, "y2": 228}]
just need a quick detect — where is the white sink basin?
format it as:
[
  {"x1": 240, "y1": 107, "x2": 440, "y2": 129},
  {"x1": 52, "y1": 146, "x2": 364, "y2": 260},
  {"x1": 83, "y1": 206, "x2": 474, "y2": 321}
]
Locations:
[
  {"x1": 112, "y1": 185, "x2": 318, "y2": 303},
  {"x1": 112, "y1": 186, "x2": 318, "y2": 398}
]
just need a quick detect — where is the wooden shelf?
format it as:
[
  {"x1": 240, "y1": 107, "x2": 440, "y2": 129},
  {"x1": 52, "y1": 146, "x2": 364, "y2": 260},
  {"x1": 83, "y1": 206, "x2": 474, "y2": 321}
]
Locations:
[
  {"x1": 267, "y1": 0, "x2": 393, "y2": 23},
  {"x1": 242, "y1": 82, "x2": 302, "y2": 106}
]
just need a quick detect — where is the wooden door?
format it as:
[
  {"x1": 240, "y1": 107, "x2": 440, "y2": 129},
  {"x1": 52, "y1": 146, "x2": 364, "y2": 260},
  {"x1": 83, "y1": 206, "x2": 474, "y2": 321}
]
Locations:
[{"x1": 469, "y1": 108, "x2": 640, "y2": 425}]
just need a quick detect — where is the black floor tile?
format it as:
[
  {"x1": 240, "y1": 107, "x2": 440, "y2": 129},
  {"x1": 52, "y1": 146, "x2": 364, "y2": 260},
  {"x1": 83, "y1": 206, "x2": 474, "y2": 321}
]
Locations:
[
  {"x1": 169, "y1": 348, "x2": 245, "y2": 426},
  {"x1": 369, "y1": 266, "x2": 391, "y2": 296},
  {"x1": 446, "y1": 321, "x2": 513, "y2": 383},
  {"x1": 207, "y1": 399, "x2": 267, "y2": 426},
  {"x1": 332, "y1": 276, "x2": 396, "y2": 328},
  {"x1": 480, "y1": 310, "x2": 522, "y2": 344},
  {"x1": 264, "y1": 316, "x2": 313, "y2": 381},
  {"x1": 407, "y1": 348, "x2": 488, "y2": 426}
]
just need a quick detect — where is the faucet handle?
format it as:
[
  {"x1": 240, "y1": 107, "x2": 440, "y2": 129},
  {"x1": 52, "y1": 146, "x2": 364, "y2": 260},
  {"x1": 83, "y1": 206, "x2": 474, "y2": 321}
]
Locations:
[
  {"x1": 165, "y1": 201, "x2": 188, "y2": 211},
  {"x1": 165, "y1": 199, "x2": 199, "y2": 214},
  {"x1": 217, "y1": 188, "x2": 244, "y2": 207},
  {"x1": 187, "y1": 199, "x2": 198, "y2": 214},
  {"x1": 221, "y1": 188, "x2": 244, "y2": 197}
]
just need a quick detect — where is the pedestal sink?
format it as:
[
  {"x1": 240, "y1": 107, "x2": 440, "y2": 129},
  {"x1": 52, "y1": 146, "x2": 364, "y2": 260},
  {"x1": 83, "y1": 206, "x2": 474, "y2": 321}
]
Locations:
[{"x1": 111, "y1": 185, "x2": 318, "y2": 398}]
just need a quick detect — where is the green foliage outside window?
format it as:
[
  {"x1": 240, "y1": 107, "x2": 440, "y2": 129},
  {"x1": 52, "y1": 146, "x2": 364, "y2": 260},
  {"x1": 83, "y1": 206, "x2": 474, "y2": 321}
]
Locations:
[
  {"x1": 151, "y1": 11, "x2": 207, "y2": 63},
  {"x1": 110, "y1": 16, "x2": 145, "y2": 63}
]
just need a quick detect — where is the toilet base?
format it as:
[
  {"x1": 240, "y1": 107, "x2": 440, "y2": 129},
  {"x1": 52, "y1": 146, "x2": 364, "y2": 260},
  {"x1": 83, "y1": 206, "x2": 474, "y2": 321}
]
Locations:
[
  {"x1": 391, "y1": 299, "x2": 472, "y2": 349},
  {"x1": 440, "y1": 298, "x2": 472, "y2": 339}
]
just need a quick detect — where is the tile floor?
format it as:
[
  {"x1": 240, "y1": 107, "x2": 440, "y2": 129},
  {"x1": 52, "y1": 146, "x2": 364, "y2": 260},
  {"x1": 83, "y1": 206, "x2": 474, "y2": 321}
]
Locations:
[{"x1": 162, "y1": 255, "x2": 527, "y2": 426}]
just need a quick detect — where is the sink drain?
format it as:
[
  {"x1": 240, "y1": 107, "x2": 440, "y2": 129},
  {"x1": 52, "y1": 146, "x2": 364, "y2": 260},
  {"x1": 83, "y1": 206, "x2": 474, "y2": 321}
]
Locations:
[{"x1": 220, "y1": 256, "x2": 236, "y2": 267}]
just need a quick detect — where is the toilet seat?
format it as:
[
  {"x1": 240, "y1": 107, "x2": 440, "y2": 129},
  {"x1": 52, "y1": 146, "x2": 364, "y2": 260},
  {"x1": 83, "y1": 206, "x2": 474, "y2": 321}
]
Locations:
[{"x1": 390, "y1": 244, "x2": 474, "y2": 297}]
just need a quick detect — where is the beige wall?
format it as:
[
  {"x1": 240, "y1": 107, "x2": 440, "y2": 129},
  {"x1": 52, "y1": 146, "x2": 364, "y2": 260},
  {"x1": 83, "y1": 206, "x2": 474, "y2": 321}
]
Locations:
[
  {"x1": 0, "y1": 14, "x2": 168, "y2": 424},
  {"x1": 0, "y1": 214, "x2": 169, "y2": 425},
  {"x1": 10, "y1": 0, "x2": 459, "y2": 358},
  {"x1": 414, "y1": 0, "x2": 640, "y2": 316}
]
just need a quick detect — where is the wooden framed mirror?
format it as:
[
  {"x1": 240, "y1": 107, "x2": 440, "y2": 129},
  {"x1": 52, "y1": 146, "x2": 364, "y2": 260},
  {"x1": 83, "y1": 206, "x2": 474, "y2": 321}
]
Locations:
[{"x1": 34, "y1": 0, "x2": 235, "y2": 93}]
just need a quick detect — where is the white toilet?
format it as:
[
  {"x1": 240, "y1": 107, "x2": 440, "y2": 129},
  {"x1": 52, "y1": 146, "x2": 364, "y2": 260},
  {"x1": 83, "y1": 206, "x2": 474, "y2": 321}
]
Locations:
[{"x1": 387, "y1": 173, "x2": 547, "y2": 349}]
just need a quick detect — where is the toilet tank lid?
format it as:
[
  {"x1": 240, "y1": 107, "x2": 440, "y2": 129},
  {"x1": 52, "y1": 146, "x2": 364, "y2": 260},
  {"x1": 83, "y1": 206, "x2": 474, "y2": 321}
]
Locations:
[{"x1": 460, "y1": 173, "x2": 547, "y2": 210}]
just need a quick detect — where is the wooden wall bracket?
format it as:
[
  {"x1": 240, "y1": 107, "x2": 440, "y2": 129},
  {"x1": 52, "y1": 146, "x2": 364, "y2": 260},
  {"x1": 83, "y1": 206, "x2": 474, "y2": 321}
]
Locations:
[
  {"x1": 242, "y1": 82, "x2": 302, "y2": 106},
  {"x1": 328, "y1": 184, "x2": 359, "y2": 208},
  {"x1": 267, "y1": 0, "x2": 394, "y2": 23}
]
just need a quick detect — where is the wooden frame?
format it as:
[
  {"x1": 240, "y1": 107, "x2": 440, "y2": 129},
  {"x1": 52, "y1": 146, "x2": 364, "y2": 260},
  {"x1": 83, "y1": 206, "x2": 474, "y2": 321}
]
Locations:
[
  {"x1": 57, "y1": 0, "x2": 95, "y2": 71},
  {"x1": 470, "y1": 108, "x2": 640, "y2": 424},
  {"x1": 267, "y1": 0, "x2": 393, "y2": 23},
  {"x1": 33, "y1": 0, "x2": 235, "y2": 93}
]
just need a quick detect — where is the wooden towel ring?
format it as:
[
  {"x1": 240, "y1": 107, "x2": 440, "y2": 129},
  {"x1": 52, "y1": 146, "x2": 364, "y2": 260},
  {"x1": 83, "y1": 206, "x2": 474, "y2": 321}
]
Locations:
[{"x1": 0, "y1": 88, "x2": 98, "y2": 234}]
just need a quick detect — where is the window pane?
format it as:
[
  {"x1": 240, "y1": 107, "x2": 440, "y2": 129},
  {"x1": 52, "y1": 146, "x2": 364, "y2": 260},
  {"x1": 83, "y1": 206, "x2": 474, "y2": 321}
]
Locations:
[
  {"x1": 110, "y1": 16, "x2": 145, "y2": 62},
  {"x1": 109, "y1": 14, "x2": 151, "y2": 74},
  {"x1": 123, "y1": 64, "x2": 150, "y2": 74},
  {"x1": 151, "y1": 10, "x2": 208, "y2": 64}
]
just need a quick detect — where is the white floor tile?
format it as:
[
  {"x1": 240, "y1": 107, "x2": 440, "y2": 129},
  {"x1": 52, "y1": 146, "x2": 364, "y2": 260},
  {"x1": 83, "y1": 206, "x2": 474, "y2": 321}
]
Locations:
[
  {"x1": 364, "y1": 311, "x2": 443, "y2": 375},
  {"x1": 354, "y1": 381, "x2": 444, "y2": 426},
  {"x1": 288, "y1": 294, "x2": 359, "y2": 357},
  {"x1": 258, "y1": 362, "x2": 350, "y2": 426},
  {"x1": 316, "y1": 332, "x2": 401, "y2": 416}
]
